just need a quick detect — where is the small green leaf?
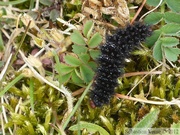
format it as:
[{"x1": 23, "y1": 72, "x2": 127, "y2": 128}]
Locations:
[
  {"x1": 161, "y1": 23, "x2": 180, "y2": 36},
  {"x1": 56, "y1": 63, "x2": 74, "y2": 75},
  {"x1": 165, "y1": 0, "x2": 180, "y2": 13},
  {"x1": 64, "y1": 54, "x2": 82, "y2": 66},
  {"x1": 50, "y1": 9, "x2": 60, "y2": 22},
  {"x1": 40, "y1": 0, "x2": 53, "y2": 6},
  {"x1": 164, "y1": 47, "x2": 180, "y2": 62},
  {"x1": 145, "y1": 30, "x2": 162, "y2": 47},
  {"x1": 144, "y1": 12, "x2": 163, "y2": 25},
  {"x1": 129, "y1": 108, "x2": 160, "y2": 135},
  {"x1": 71, "y1": 71, "x2": 84, "y2": 85},
  {"x1": 78, "y1": 54, "x2": 90, "y2": 63},
  {"x1": 89, "y1": 49, "x2": 100, "y2": 60},
  {"x1": 161, "y1": 37, "x2": 179, "y2": 47},
  {"x1": 72, "y1": 44, "x2": 88, "y2": 54},
  {"x1": 80, "y1": 65, "x2": 94, "y2": 83},
  {"x1": 153, "y1": 40, "x2": 163, "y2": 61},
  {"x1": 164, "y1": 12, "x2": 180, "y2": 24},
  {"x1": 71, "y1": 30, "x2": 86, "y2": 45},
  {"x1": 146, "y1": 0, "x2": 163, "y2": 6},
  {"x1": 88, "y1": 33, "x2": 102, "y2": 48},
  {"x1": 59, "y1": 73, "x2": 72, "y2": 84},
  {"x1": 83, "y1": 20, "x2": 94, "y2": 39},
  {"x1": 87, "y1": 61, "x2": 97, "y2": 71},
  {"x1": 69, "y1": 121, "x2": 110, "y2": 135}
]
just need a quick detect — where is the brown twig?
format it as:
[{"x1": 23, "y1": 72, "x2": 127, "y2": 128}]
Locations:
[
  {"x1": 124, "y1": 71, "x2": 162, "y2": 77},
  {"x1": 71, "y1": 71, "x2": 163, "y2": 97},
  {"x1": 72, "y1": 87, "x2": 85, "y2": 97},
  {"x1": 130, "y1": 0, "x2": 147, "y2": 24}
]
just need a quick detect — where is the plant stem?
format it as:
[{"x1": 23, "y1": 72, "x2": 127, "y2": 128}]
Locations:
[
  {"x1": 62, "y1": 81, "x2": 93, "y2": 130},
  {"x1": 10, "y1": 21, "x2": 31, "y2": 67},
  {"x1": 0, "y1": 21, "x2": 31, "y2": 95}
]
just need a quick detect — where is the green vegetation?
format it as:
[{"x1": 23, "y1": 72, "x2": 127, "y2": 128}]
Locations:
[{"x1": 0, "y1": 0, "x2": 180, "y2": 135}]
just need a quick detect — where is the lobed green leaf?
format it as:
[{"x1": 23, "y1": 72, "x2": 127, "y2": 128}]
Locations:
[
  {"x1": 161, "y1": 37, "x2": 179, "y2": 47},
  {"x1": 71, "y1": 30, "x2": 86, "y2": 45},
  {"x1": 146, "y1": 0, "x2": 162, "y2": 6},
  {"x1": 83, "y1": 20, "x2": 94, "y2": 39},
  {"x1": 164, "y1": 47, "x2": 180, "y2": 62},
  {"x1": 161, "y1": 23, "x2": 180, "y2": 36},
  {"x1": 145, "y1": 30, "x2": 162, "y2": 47},
  {"x1": 87, "y1": 61, "x2": 97, "y2": 71},
  {"x1": 165, "y1": 0, "x2": 180, "y2": 13},
  {"x1": 58, "y1": 63, "x2": 74, "y2": 75},
  {"x1": 89, "y1": 49, "x2": 100, "y2": 60},
  {"x1": 88, "y1": 32, "x2": 102, "y2": 48},
  {"x1": 144, "y1": 12, "x2": 163, "y2": 25},
  {"x1": 78, "y1": 53, "x2": 90, "y2": 63},
  {"x1": 59, "y1": 73, "x2": 72, "y2": 84},
  {"x1": 153, "y1": 40, "x2": 163, "y2": 61},
  {"x1": 164, "y1": 12, "x2": 180, "y2": 24},
  {"x1": 72, "y1": 44, "x2": 88, "y2": 54},
  {"x1": 80, "y1": 65, "x2": 94, "y2": 83},
  {"x1": 64, "y1": 54, "x2": 82, "y2": 66}
]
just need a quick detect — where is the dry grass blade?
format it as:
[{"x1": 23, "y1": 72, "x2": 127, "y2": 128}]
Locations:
[
  {"x1": 126, "y1": 63, "x2": 163, "y2": 96},
  {"x1": 116, "y1": 94, "x2": 180, "y2": 107},
  {"x1": 0, "y1": 54, "x2": 12, "y2": 81},
  {"x1": 19, "y1": 50, "x2": 73, "y2": 118}
]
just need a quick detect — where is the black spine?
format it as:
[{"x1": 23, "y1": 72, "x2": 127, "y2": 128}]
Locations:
[{"x1": 90, "y1": 22, "x2": 152, "y2": 107}]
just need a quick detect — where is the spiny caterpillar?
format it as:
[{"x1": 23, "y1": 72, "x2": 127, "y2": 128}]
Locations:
[{"x1": 90, "y1": 22, "x2": 152, "y2": 107}]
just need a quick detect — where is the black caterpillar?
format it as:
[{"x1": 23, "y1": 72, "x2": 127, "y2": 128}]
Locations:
[{"x1": 90, "y1": 22, "x2": 152, "y2": 107}]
